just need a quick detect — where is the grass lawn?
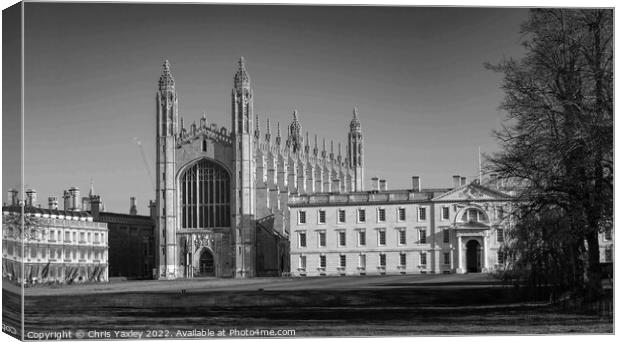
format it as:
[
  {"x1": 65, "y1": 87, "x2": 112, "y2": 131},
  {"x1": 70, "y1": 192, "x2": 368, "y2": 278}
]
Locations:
[{"x1": 2, "y1": 274, "x2": 613, "y2": 337}]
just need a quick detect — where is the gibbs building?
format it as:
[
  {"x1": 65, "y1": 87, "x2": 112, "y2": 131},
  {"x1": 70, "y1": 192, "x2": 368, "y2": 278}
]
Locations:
[{"x1": 155, "y1": 58, "x2": 364, "y2": 279}]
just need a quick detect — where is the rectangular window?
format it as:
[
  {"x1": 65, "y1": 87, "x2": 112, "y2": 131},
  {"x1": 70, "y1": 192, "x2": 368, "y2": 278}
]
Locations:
[
  {"x1": 358, "y1": 231, "x2": 366, "y2": 246},
  {"x1": 94, "y1": 233, "x2": 100, "y2": 243},
  {"x1": 358, "y1": 209, "x2": 366, "y2": 223},
  {"x1": 299, "y1": 255, "x2": 306, "y2": 269},
  {"x1": 338, "y1": 210, "x2": 346, "y2": 223},
  {"x1": 419, "y1": 229, "x2": 427, "y2": 244},
  {"x1": 359, "y1": 254, "x2": 366, "y2": 268},
  {"x1": 441, "y1": 207, "x2": 450, "y2": 220},
  {"x1": 604, "y1": 226, "x2": 612, "y2": 241},
  {"x1": 318, "y1": 210, "x2": 326, "y2": 224},
  {"x1": 497, "y1": 206, "x2": 504, "y2": 220},
  {"x1": 420, "y1": 252, "x2": 427, "y2": 266},
  {"x1": 320, "y1": 255, "x2": 326, "y2": 268},
  {"x1": 398, "y1": 208, "x2": 406, "y2": 221},
  {"x1": 49, "y1": 230, "x2": 55, "y2": 242},
  {"x1": 378, "y1": 208, "x2": 386, "y2": 222},
  {"x1": 30, "y1": 246, "x2": 37, "y2": 258},
  {"x1": 399, "y1": 229, "x2": 406, "y2": 245},
  {"x1": 497, "y1": 229, "x2": 504, "y2": 243},
  {"x1": 87, "y1": 232, "x2": 91, "y2": 243},
  {"x1": 399, "y1": 253, "x2": 406, "y2": 266},
  {"x1": 339, "y1": 255, "x2": 346, "y2": 268},
  {"x1": 79, "y1": 232, "x2": 85, "y2": 243},
  {"x1": 378, "y1": 230, "x2": 386, "y2": 246},
  {"x1": 65, "y1": 231, "x2": 70, "y2": 242},
  {"x1": 73, "y1": 232, "x2": 77, "y2": 242},
  {"x1": 443, "y1": 229, "x2": 450, "y2": 243},
  {"x1": 299, "y1": 232, "x2": 307, "y2": 247},
  {"x1": 298, "y1": 211, "x2": 307, "y2": 224},
  {"x1": 379, "y1": 253, "x2": 386, "y2": 267},
  {"x1": 418, "y1": 207, "x2": 427, "y2": 221},
  {"x1": 319, "y1": 231, "x2": 326, "y2": 247},
  {"x1": 57, "y1": 231, "x2": 61, "y2": 241},
  {"x1": 443, "y1": 252, "x2": 450, "y2": 265},
  {"x1": 339, "y1": 231, "x2": 346, "y2": 247}
]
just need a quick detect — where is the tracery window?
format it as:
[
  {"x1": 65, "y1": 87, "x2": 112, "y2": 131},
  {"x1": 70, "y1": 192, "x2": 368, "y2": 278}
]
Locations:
[{"x1": 181, "y1": 159, "x2": 231, "y2": 228}]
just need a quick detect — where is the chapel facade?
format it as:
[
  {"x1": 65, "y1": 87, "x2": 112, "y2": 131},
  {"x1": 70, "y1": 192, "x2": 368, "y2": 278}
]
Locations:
[{"x1": 155, "y1": 58, "x2": 364, "y2": 278}]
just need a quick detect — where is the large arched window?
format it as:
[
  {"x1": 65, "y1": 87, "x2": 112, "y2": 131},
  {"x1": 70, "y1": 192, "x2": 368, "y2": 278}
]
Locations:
[{"x1": 180, "y1": 159, "x2": 231, "y2": 228}]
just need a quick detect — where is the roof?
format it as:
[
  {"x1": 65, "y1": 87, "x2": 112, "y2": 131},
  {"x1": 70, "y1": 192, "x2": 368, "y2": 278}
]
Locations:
[{"x1": 2, "y1": 205, "x2": 93, "y2": 219}]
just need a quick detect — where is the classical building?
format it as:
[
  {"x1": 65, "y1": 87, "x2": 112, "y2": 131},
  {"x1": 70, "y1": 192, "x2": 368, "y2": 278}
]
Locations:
[
  {"x1": 288, "y1": 176, "x2": 516, "y2": 276},
  {"x1": 2, "y1": 189, "x2": 109, "y2": 284},
  {"x1": 154, "y1": 58, "x2": 362, "y2": 278}
]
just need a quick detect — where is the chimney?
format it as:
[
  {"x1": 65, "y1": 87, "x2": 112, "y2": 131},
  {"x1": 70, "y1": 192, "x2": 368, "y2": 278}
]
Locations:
[
  {"x1": 379, "y1": 179, "x2": 387, "y2": 191},
  {"x1": 460, "y1": 177, "x2": 467, "y2": 186},
  {"x1": 130, "y1": 197, "x2": 137, "y2": 215},
  {"x1": 25, "y1": 189, "x2": 37, "y2": 207},
  {"x1": 411, "y1": 176, "x2": 421, "y2": 192},
  {"x1": 371, "y1": 177, "x2": 379, "y2": 191},
  {"x1": 452, "y1": 175, "x2": 461, "y2": 188},
  {"x1": 7, "y1": 189, "x2": 19, "y2": 206},
  {"x1": 48, "y1": 196, "x2": 59, "y2": 210},
  {"x1": 149, "y1": 200, "x2": 156, "y2": 220},
  {"x1": 68, "y1": 187, "x2": 80, "y2": 211},
  {"x1": 90, "y1": 195, "x2": 101, "y2": 220}
]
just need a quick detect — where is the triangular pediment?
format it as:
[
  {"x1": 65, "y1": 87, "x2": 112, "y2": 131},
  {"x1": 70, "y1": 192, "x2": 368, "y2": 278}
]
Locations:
[{"x1": 432, "y1": 183, "x2": 512, "y2": 202}]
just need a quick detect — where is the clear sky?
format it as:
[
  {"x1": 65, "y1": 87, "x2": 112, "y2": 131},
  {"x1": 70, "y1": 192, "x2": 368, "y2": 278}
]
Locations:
[{"x1": 5, "y1": 3, "x2": 528, "y2": 214}]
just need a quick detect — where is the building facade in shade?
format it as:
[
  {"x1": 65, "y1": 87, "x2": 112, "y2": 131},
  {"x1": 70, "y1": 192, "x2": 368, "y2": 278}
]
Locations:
[
  {"x1": 90, "y1": 197, "x2": 156, "y2": 280},
  {"x1": 2, "y1": 189, "x2": 109, "y2": 284},
  {"x1": 155, "y1": 58, "x2": 361, "y2": 279},
  {"x1": 288, "y1": 177, "x2": 517, "y2": 276}
]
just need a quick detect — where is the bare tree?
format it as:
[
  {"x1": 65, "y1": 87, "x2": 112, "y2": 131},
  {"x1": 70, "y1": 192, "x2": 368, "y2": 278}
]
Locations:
[{"x1": 486, "y1": 9, "x2": 612, "y2": 299}]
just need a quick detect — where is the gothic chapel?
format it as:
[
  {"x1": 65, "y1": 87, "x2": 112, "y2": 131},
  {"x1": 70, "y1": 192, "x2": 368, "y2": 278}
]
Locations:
[{"x1": 155, "y1": 58, "x2": 364, "y2": 278}]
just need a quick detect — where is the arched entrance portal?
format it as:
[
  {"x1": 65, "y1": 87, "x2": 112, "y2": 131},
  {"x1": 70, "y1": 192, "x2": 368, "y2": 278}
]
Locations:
[
  {"x1": 198, "y1": 249, "x2": 215, "y2": 277},
  {"x1": 466, "y1": 240, "x2": 481, "y2": 273}
]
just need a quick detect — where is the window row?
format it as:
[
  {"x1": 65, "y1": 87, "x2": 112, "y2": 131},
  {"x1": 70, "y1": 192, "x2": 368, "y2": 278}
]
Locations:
[
  {"x1": 298, "y1": 207, "x2": 429, "y2": 225},
  {"x1": 297, "y1": 229, "x2": 432, "y2": 248},
  {"x1": 297, "y1": 228, "x2": 506, "y2": 248},
  {"x1": 3, "y1": 243, "x2": 107, "y2": 262},
  {"x1": 297, "y1": 252, "x2": 429, "y2": 270}
]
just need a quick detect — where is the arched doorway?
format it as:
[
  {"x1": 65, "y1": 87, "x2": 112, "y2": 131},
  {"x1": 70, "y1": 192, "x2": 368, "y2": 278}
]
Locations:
[
  {"x1": 198, "y1": 249, "x2": 215, "y2": 277},
  {"x1": 466, "y1": 240, "x2": 481, "y2": 273}
]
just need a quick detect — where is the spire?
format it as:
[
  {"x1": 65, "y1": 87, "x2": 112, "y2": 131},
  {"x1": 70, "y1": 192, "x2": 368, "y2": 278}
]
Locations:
[
  {"x1": 233, "y1": 56, "x2": 250, "y2": 90},
  {"x1": 288, "y1": 110, "x2": 302, "y2": 152},
  {"x1": 338, "y1": 142, "x2": 342, "y2": 157},
  {"x1": 276, "y1": 122, "x2": 281, "y2": 145},
  {"x1": 322, "y1": 138, "x2": 327, "y2": 158},
  {"x1": 330, "y1": 140, "x2": 334, "y2": 159},
  {"x1": 304, "y1": 131, "x2": 310, "y2": 154},
  {"x1": 255, "y1": 114, "x2": 260, "y2": 139},
  {"x1": 158, "y1": 59, "x2": 175, "y2": 94},
  {"x1": 89, "y1": 178, "x2": 94, "y2": 197},
  {"x1": 350, "y1": 107, "x2": 361, "y2": 133},
  {"x1": 313, "y1": 134, "x2": 318, "y2": 155},
  {"x1": 265, "y1": 118, "x2": 271, "y2": 142}
]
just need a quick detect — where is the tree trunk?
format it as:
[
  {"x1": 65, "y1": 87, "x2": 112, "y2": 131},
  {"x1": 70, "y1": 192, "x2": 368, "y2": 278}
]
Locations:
[{"x1": 585, "y1": 229, "x2": 603, "y2": 299}]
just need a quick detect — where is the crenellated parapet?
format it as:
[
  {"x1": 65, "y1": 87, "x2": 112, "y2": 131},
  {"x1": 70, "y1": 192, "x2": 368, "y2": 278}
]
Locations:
[{"x1": 176, "y1": 115, "x2": 233, "y2": 147}]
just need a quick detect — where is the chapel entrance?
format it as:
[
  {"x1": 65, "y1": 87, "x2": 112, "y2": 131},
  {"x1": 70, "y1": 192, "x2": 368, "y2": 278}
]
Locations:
[
  {"x1": 197, "y1": 249, "x2": 215, "y2": 277},
  {"x1": 466, "y1": 240, "x2": 481, "y2": 273}
]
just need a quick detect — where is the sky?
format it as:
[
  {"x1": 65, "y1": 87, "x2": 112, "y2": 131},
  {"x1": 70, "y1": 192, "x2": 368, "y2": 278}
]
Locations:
[{"x1": 4, "y1": 3, "x2": 529, "y2": 214}]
